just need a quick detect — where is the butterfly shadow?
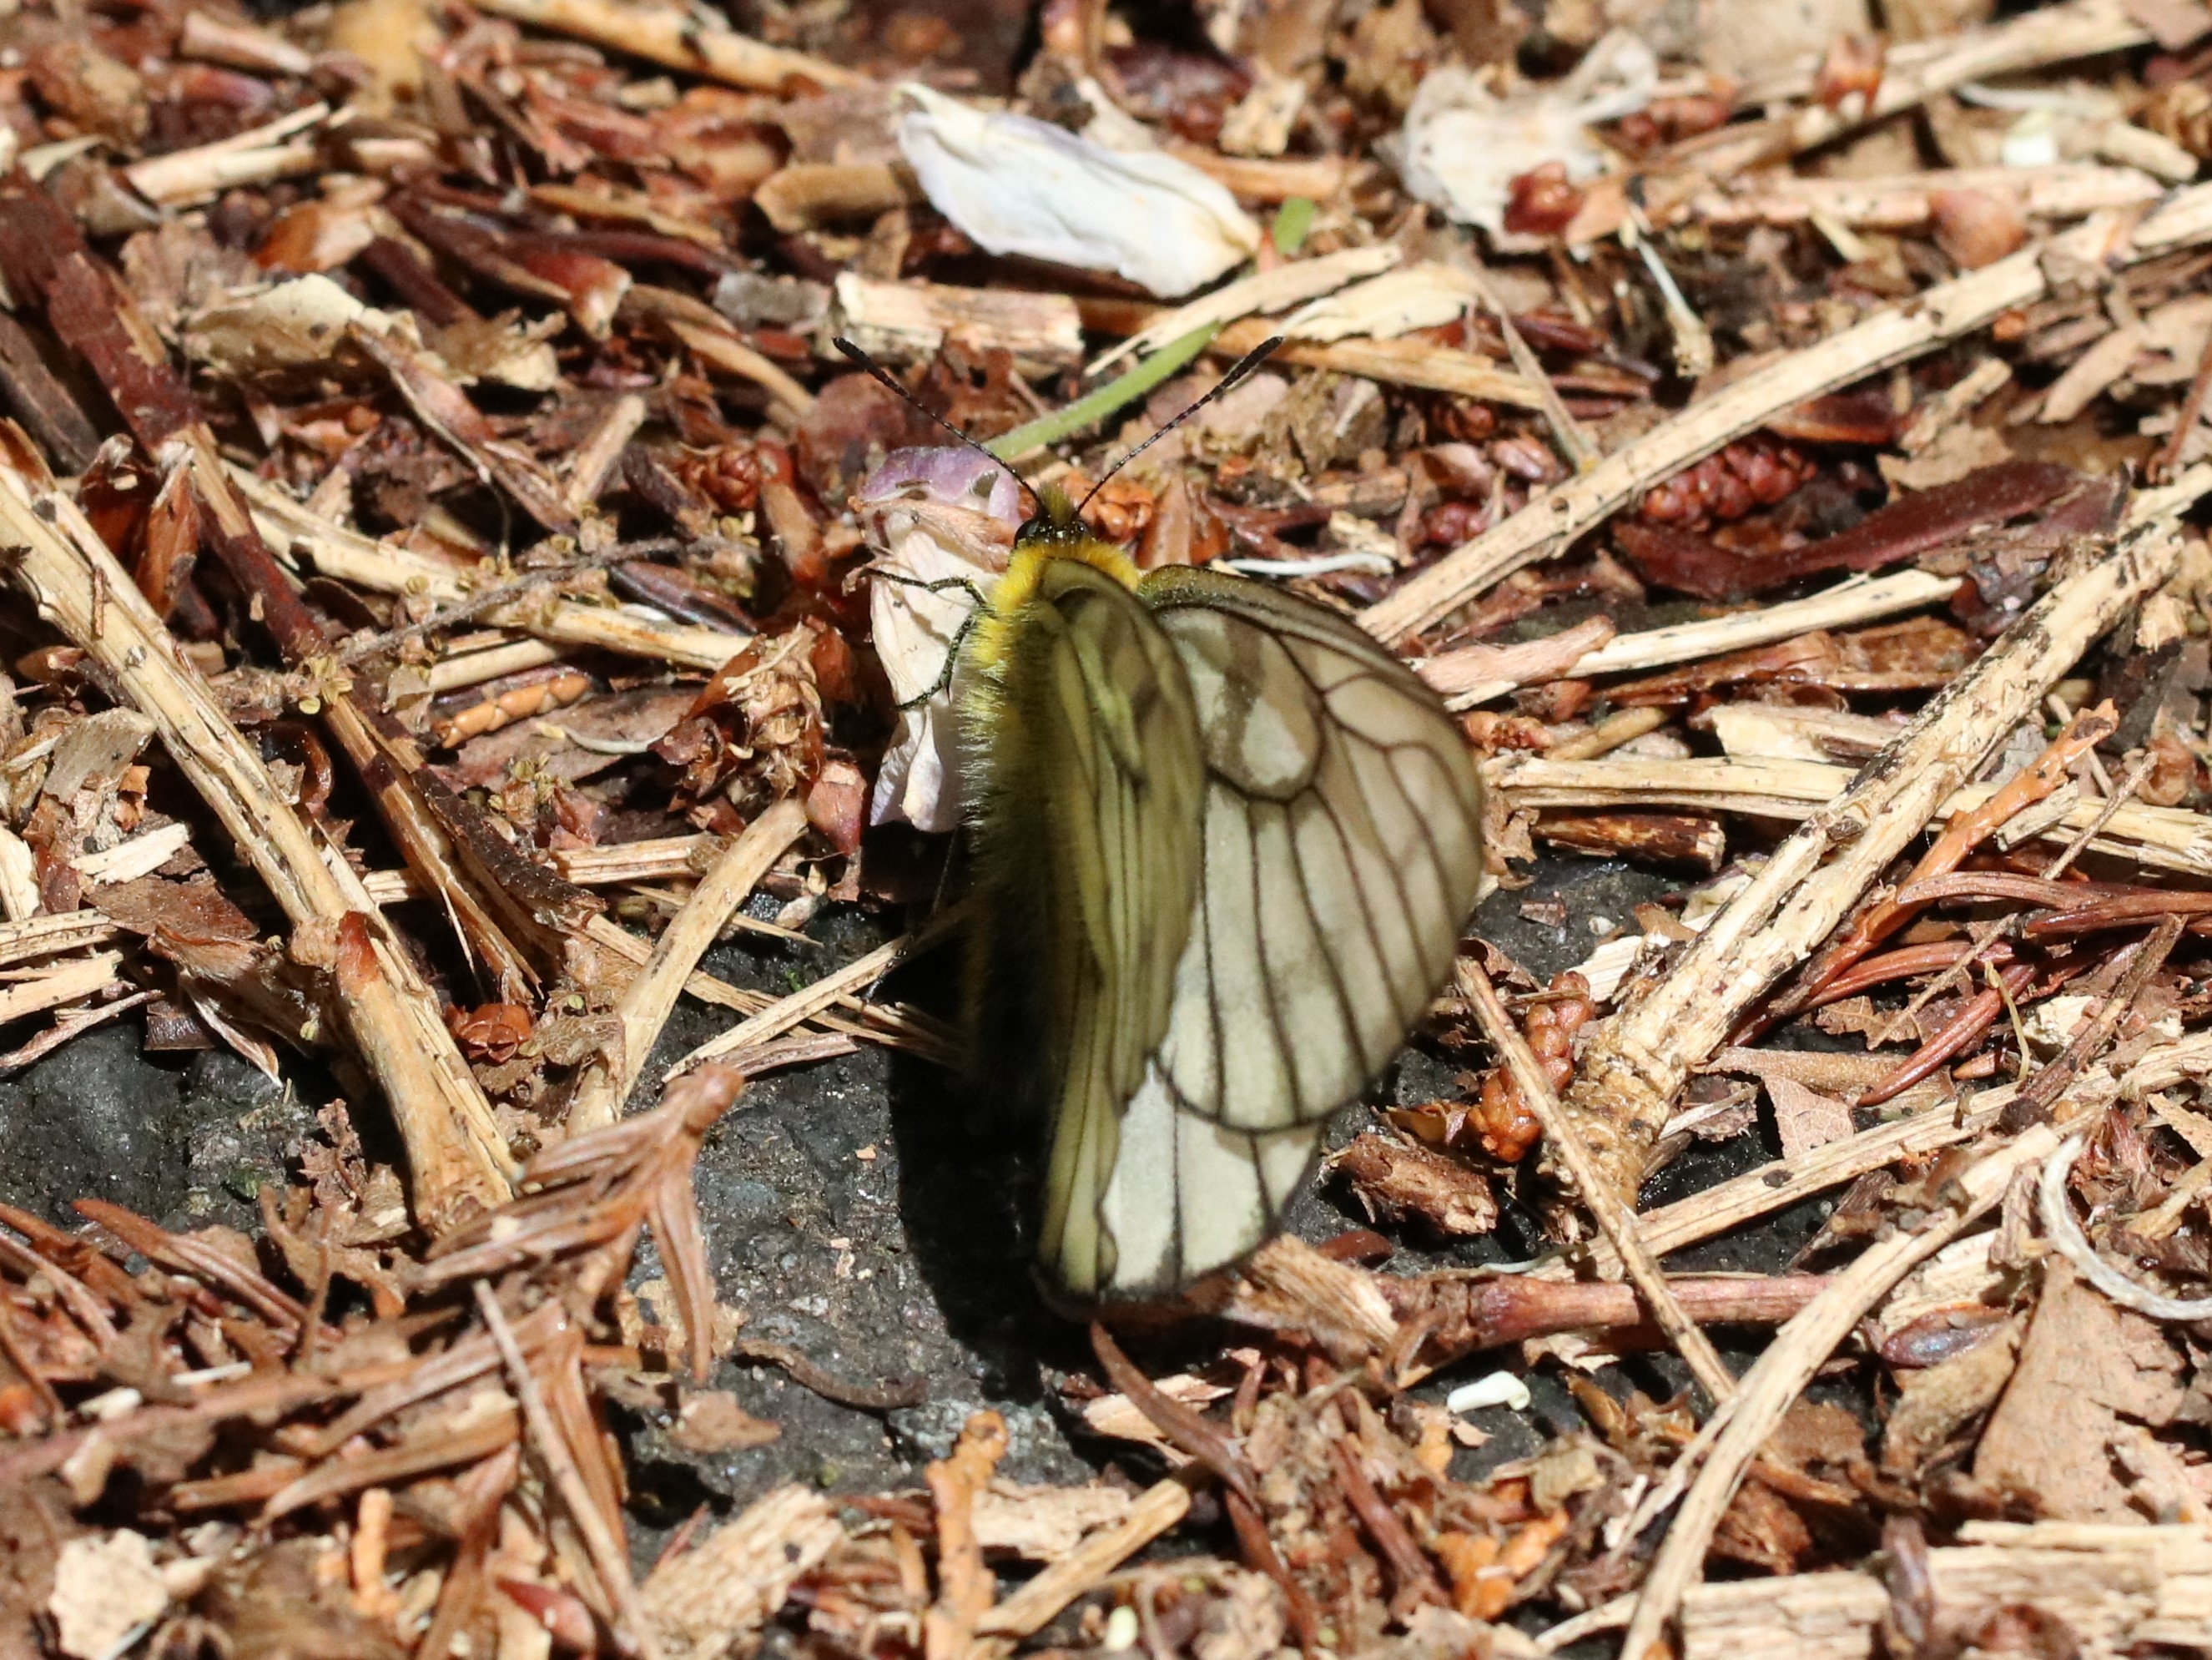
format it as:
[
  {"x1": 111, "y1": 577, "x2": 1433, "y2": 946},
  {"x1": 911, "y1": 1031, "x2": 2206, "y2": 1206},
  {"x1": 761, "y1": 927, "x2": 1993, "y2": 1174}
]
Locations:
[{"x1": 879, "y1": 934, "x2": 1092, "y2": 1403}]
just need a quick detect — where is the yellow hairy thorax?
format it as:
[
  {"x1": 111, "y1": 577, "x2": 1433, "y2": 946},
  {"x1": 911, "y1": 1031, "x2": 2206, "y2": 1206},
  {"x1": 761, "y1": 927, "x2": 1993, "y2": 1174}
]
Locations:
[{"x1": 963, "y1": 487, "x2": 1141, "y2": 685}]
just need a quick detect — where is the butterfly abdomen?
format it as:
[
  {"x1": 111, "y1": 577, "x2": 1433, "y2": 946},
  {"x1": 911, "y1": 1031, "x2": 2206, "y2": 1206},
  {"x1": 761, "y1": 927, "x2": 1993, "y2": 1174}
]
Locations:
[{"x1": 958, "y1": 526, "x2": 1161, "y2": 1104}]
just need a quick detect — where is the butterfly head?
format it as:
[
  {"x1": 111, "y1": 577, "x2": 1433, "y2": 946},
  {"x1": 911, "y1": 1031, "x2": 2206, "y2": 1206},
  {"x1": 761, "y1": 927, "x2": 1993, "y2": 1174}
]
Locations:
[
  {"x1": 1012, "y1": 484, "x2": 1090, "y2": 554},
  {"x1": 1006, "y1": 487, "x2": 1141, "y2": 587},
  {"x1": 961, "y1": 486, "x2": 1141, "y2": 689}
]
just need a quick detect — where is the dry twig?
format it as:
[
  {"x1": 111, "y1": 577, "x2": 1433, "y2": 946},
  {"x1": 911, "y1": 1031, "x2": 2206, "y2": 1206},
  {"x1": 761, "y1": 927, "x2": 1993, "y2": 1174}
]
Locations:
[
  {"x1": 1362, "y1": 187, "x2": 2212, "y2": 643},
  {"x1": 1457, "y1": 956, "x2": 1736, "y2": 1404},
  {"x1": 1555, "y1": 508, "x2": 2191, "y2": 1201}
]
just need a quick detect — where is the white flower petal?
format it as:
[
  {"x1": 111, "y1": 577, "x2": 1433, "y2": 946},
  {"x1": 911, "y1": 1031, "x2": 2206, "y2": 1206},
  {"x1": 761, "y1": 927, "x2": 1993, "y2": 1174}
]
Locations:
[{"x1": 895, "y1": 83, "x2": 1260, "y2": 298}]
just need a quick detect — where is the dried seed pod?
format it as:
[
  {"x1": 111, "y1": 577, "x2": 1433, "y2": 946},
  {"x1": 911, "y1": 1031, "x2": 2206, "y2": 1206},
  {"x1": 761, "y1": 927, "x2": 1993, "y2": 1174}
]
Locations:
[
  {"x1": 447, "y1": 1002, "x2": 535, "y2": 1063},
  {"x1": 2139, "y1": 731, "x2": 2199, "y2": 806},
  {"x1": 1637, "y1": 436, "x2": 1815, "y2": 530},
  {"x1": 673, "y1": 442, "x2": 763, "y2": 514},
  {"x1": 1420, "y1": 497, "x2": 1491, "y2": 547},
  {"x1": 1930, "y1": 189, "x2": 2027, "y2": 270},
  {"x1": 1066, "y1": 472, "x2": 1156, "y2": 542},
  {"x1": 1464, "y1": 971, "x2": 1597, "y2": 1163},
  {"x1": 1503, "y1": 162, "x2": 1583, "y2": 236},
  {"x1": 1459, "y1": 711, "x2": 1554, "y2": 753},
  {"x1": 1493, "y1": 431, "x2": 1564, "y2": 484}
]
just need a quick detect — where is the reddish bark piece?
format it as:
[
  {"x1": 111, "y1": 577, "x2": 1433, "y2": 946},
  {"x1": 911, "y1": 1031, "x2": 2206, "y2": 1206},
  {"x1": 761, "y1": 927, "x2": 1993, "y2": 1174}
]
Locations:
[
  {"x1": 1620, "y1": 462, "x2": 2078, "y2": 600},
  {"x1": 1766, "y1": 387, "x2": 1902, "y2": 446},
  {"x1": 1807, "y1": 940, "x2": 2008, "y2": 1009},
  {"x1": 1808, "y1": 461, "x2": 2076, "y2": 569},
  {"x1": 2023, "y1": 889, "x2": 2212, "y2": 937},
  {"x1": 1534, "y1": 811, "x2": 1725, "y2": 872},
  {"x1": 1331, "y1": 1133, "x2": 1499, "y2": 1238},
  {"x1": 1613, "y1": 521, "x2": 1769, "y2": 601},
  {"x1": 1855, "y1": 961, "x2": 2037, "y2": 1107},
  {"x1": 1761, "y1": 701, "x2": 2114, "y2": 1035},
  {"x1": 1446, "y1": 1272, "x2": 1832, "y2": 1350}
]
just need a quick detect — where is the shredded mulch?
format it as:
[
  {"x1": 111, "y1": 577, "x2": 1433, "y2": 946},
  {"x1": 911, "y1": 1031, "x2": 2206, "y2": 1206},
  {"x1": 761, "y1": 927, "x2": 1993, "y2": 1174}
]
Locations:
[{"x1": 9, "y1": 0, "x2": 2212, "y2": 1657}]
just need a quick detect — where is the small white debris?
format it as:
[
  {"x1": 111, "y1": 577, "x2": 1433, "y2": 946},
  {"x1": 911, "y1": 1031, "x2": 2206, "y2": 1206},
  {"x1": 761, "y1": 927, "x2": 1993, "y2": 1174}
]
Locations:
[
  {"x1": 49, "y1": 1532, "x2": 169, "y2": 1660},
  {"x1": 1103, "y1": 1605, "x2": 1141, "y2": 1651},
  {"x1": 1217, "y1": 550, "x2": 1397, "y2": 579},
  {"x1": 1281, "y1": 262, "x2": 1481, "y2": 343},
  {"x1": 1446, "y1": 1371, "x2": 1532, "y2": 1415},
  {"x1": 1570, "y1": 934, "x2": 1644, "y2": 1003},
  {"x1": 1388, "y1": 33, "x2": 1656, "y2": 235}
]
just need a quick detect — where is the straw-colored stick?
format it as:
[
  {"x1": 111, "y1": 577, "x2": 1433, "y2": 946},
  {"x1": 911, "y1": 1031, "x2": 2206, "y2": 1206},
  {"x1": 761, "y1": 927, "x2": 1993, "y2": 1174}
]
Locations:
[
  {"x1": 567, "y1": 799, "x2": 809, "y2": 1132},
  {"x1": 1458, "y1": 958, "x2": 1736, "y2": 1405},
  {"x1": 1618, "y1": 1123, "x2": 2065, "y2": 1660},
  {"x1": 1359, "y1": 184, "x2": 2212, "y2": 643},
  {"x1": 0, "y1": 462, "x2": 511, "y2": 1226},
  {"x1": 1559, "y1": 514, "x2": 2184, "y2": 1203},
  {"x1": 470, "y1": 0, "x2": 866, "y2": 89}
]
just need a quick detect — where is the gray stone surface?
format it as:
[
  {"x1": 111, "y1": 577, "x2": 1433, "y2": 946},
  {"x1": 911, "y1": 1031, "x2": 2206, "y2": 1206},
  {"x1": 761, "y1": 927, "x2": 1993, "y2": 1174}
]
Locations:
[{"x1": 0, "y1": 856, "x2": 1827, "y2": 1539}]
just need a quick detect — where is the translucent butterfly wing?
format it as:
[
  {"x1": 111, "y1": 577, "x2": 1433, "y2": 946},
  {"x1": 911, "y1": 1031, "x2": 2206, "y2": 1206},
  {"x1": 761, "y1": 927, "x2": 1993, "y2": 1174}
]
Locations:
[
  {"x1": 1090, "y1": 1062, "x2": 1330, "y2": 1296},
  {"x1": 1081, "y1": 567, "x2": 1484, "y2": 1298},
  {"x1": 1138, "y1": 567, "x2": 1487, "y2": 1135},
  {"x1": 968, "y1": 558, "x2": 1207, "y2": 1300}
]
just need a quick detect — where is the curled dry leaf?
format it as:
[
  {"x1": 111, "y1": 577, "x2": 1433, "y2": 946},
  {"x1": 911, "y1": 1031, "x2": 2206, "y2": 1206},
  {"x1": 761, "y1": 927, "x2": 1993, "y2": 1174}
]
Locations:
[
  {"x1": 1881, "y1": 1317, "x2": 2023, "y2": 1481},
  {"x1": 1973, "y1": 1260, "x2": 2189, "y2": 1521},
  {"x1": 181, "y1": 273, "x2": 414, "y2": 382},
  {"x1": 667, "y1": 1389, "x2": 782, "y2": 1454},
  {"x1": 1766, "y1": 1076, "x2": 1857, "y2": 1161},
  {"x1": 857, "y1": 445, "x2": 1021, "y2": 831},
  {"x1": 1389, "y1": 32, "x2": 1657, "y2": 235}
]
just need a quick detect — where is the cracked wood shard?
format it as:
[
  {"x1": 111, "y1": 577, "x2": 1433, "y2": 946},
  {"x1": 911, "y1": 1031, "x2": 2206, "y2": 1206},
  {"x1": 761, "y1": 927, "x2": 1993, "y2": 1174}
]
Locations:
[
  {"x1": 1494, "y1": 755, "x2": 2212, "y2": 879},
  {"x1": 565, "y1": 796, "x2": 810, "y2": 1133},
  {"x1": 230, "y1": 467, "x2": 749, "y2": 674},
  {"x1": 1675, "y1": 1521, "x2": 2212, "y2": 1659},
  {"x1": 1556, "y1": 504, "x2": 2192, "y2": 1207},
  {"x1": 0, "y1": 449, "x2": 512, "y2": 1225},
  {"x1": 1619, "y1": 1121, "x2": 2073, "y2": 1660},
  {"x1": 1357, "y1": 179, "x2": 2212, "y2": 645},
  {"x1": 468, "y1": 0, "x2": 866, "y2": 91}
]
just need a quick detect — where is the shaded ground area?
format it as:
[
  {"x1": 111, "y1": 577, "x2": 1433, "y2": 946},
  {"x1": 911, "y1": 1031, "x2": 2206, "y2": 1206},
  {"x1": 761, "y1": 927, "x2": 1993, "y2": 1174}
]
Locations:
[{"x1": 0, "y1": 852, "x2": 1832, "y2": 1541}]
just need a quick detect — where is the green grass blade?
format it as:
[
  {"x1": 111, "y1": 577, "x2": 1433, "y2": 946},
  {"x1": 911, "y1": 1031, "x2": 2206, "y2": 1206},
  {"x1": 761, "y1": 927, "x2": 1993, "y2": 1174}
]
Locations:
[{"x1": 985, "y1": 320, "x2": 1223, "y2": 461}]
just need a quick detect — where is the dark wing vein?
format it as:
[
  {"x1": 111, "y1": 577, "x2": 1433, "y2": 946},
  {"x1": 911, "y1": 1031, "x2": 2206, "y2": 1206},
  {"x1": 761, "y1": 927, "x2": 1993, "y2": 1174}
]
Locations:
[{"x1": 1141, "y1": 566, "x2": 1484, "y2": 1137}]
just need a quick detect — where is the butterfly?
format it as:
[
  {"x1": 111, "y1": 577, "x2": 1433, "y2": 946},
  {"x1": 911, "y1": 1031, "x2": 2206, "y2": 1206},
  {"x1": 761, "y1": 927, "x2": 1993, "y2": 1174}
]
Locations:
[{"x1": 842, "y1": 340, "x2": 1485, "y2": 1303}]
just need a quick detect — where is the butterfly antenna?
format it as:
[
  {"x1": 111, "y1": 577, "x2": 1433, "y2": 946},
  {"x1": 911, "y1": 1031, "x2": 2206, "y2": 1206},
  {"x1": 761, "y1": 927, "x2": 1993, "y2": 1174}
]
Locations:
[
  {"x1": 1076, "y1": 335, "x2": 1285, "y2": 517},
  {"x1": 831, "y1": 337, "x2": 1041, "y2": 518}
]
